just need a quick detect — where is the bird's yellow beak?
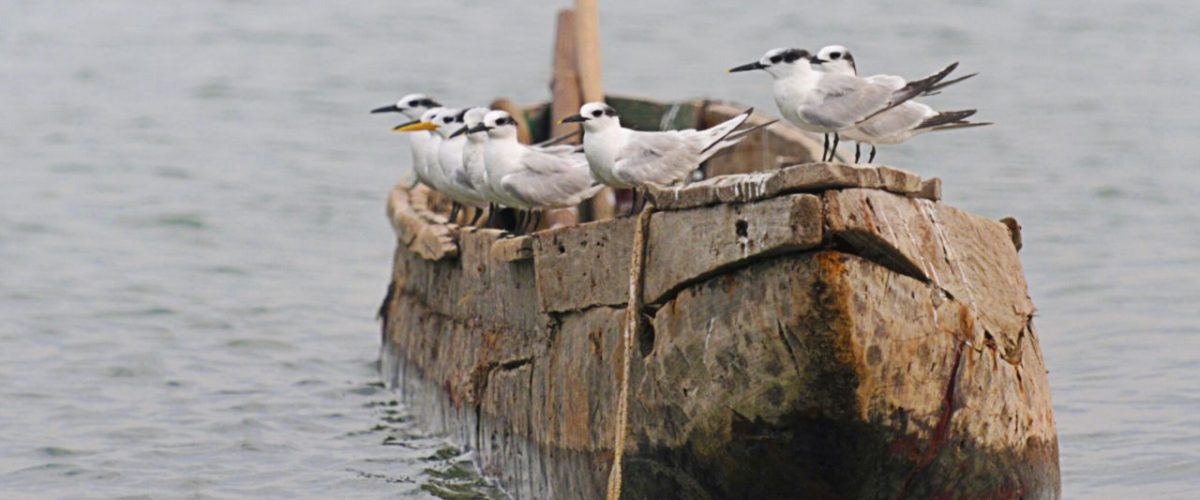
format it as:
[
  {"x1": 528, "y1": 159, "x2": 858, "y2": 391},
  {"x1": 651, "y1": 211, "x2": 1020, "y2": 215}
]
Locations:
[{"x1": 392, "y1": 121, "x2": 439, "y2": 133}]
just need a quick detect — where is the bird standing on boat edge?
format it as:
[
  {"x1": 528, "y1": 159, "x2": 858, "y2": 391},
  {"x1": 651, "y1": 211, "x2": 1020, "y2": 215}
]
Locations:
[
  {"x1": 433, "y1": 108, "x2": 490, "y2": 224},
  {"x1": 370, "y1": 94, "x2": 442, "y2": 188},
  {"x1": 472, "y1": 110, "x2": 603, "y2": 232},
  {"x1": 809, "y1": 45, "x2": 991, "y2": 163},
  {"x1": 393, "y1": 108, "x2": 487, "y2": 225},
  {"x1": 392, "y1": 107, "x2": 449, "y2": 196},
  {"x1": 560, "y1": 102, "x2": 775, "y2": 190},
  {"x1": 451, "y1": 107, "x2": 499, "y2": 218},
  {"x1": 728, "y1": 48, "x2": 963, "y2": 163}
]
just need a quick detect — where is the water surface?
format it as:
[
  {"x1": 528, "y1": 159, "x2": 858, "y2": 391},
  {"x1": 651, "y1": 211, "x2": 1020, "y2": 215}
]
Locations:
[{"x1": 1, "y1": 0, "x2": 1197, "y2": 497}]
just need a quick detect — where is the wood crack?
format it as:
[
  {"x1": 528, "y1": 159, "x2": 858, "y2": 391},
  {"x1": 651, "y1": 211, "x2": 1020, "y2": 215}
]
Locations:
[{"x1": 895, "y1": 338, "x2": 966, "y2": 500}]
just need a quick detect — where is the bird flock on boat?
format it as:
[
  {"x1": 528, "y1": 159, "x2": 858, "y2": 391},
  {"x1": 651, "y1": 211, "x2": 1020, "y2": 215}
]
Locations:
[{"x1": 371, "y1": 45, "x2": 989, "y2": 232}]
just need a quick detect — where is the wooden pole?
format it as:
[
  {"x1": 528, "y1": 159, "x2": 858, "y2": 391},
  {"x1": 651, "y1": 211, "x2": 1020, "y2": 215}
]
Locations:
[
  {"x1": 574, "y1": 0, "x2": 615, "y2": 220},
  {"x1": 575, "y1": 0, "x2": 603, "y2": 103},
  {"x1": 551, "y1": 10, "x2": 583, "y2": 143},
  {"x1": 544, "y1": 9, "x2": 585, "y2": 229}
]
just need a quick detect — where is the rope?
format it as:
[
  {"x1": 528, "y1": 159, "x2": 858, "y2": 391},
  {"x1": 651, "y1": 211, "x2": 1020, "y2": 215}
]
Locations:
[{"x1": 605, "y1": 201, "x2": 655, "y2": 500}]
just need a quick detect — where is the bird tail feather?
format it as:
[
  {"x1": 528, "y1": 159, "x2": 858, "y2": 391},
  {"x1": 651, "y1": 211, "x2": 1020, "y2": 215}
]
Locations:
[
  {"x1": 705, "y1": 118, "x2": 780, "y2": 158},
  {"x1": 922, "y1": 72, "x2": 978, "y2": 96},
  {"x1": 859, "y1": 62, "x2": 960, "y2": 124},
  {"x1": 699, "y1": 107, "x2": 754, "y2": 154},
  {"x1": 928, "y1": 121, "x2": 993, "y2": 132},
  {"x1": 916, "y1": 109, "x2": 977, "y2": 130}
]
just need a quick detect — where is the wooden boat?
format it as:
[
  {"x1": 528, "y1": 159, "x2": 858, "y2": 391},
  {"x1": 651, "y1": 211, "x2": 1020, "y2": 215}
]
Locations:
[{"x1": 377, "y1": 95, "x2": 1061, "y2": 499}]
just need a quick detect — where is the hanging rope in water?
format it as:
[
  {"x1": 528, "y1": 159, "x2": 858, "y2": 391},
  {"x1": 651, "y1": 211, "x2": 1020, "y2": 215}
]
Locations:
[{"x1": 605, "y1": 201, "x2": 654, "y2": 500}]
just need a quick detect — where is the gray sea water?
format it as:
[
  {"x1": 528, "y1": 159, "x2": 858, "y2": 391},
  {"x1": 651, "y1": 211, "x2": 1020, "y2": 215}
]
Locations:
[{"x1": 2, "y1": 0, "x2": 1197, "y2": 498}]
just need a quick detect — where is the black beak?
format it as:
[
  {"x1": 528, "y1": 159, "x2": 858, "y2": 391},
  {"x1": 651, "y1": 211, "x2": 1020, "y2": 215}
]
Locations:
[
  {"x1": 728, "y1": 61, "x2": 767, "y2": 73},
  {"x1": 468, "y1": 124, "x2": 490, "y2": 133},
  {"x1": 448, "y1": 126, "x2": 469, "y2": 139},
  {"x1": 371, "y1": 104, "x2": 401, "y2": 114},
  {"x1": 392, "y1": 119, "x2": 421, "y2": 131},
  {"x1": 809, "y1": 56, "x2": 824, "y2": 64},
  {"x1": 559, "y1": 114, "x2": 586, "y2": 124}
]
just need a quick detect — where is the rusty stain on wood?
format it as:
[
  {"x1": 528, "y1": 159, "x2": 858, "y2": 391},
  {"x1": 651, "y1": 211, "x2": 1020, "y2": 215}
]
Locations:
[{"x1": 380, "y1": 166, "x2": 1060, "y2": 498}]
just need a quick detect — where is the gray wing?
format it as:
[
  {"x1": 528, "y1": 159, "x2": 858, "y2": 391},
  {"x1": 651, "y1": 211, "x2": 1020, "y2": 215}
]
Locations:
[
  {"x1": 800, "y1": 74, "x2": 891, "y2": 130},
  {"x1": 855, "y1": 101, "x2": 933, "y2": 140},
  {"x1": 454, "y1": 168, "x2": 475, "y2": 191},
  {"x1": 502, "y1": 151, "x2": 598, "y2": 207},
  {"x1": 533, "y1": 144, "x2": 582, "y2": 156},
  {"x1": 612, "y1": 131, "x2": 703, "y2": 186},
  {"x1": 521, "y1": 149, "x2": 586, "y2": 176},
  {"x1": 864, "y1": 74, "x2": 907, "y2": 90}
]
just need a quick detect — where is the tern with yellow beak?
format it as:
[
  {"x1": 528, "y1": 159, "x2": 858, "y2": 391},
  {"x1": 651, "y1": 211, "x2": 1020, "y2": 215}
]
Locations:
[
  {"x1": 393, "y1": 108, "x2": 450, "y2": 199},
  {"x1": 371, "y1": 94, "x2": 441, "y2": 187}
]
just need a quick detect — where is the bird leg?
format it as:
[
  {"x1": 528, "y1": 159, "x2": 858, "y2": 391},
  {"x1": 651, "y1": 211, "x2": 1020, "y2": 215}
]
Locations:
[
  {"x1": 868, "y1": 145, "x2": 877, "y2": 164},
  {"x1": 822, "y1": 133, "x2": 830, "y2": 162},
  {"x1": 469, "y1": 206, "x2": 484, "y2": 226},
  {"x1": 449, "y1": 203, "x2": 460, "y2": 225},
  {"x1": 531, "y1": 210, "x2": 543, "y2": 233},
  {"x1": 855, "y1": 143, "x2": 862, "y2": 163},
  {"x1": 830, "y1": 133, "x2": 840, "y2": 163},
  {"x1": 513, "y1": 209, "x2": 525, "y2": 234}
]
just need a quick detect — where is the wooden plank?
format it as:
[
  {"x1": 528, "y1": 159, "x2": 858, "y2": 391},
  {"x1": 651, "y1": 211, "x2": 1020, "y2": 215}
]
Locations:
[
  {"x1": 388, "y1": 185, "x2": 458, "y2": 261},
  {"x1": 533, "y1": 217, "x2": 637, "y2": 313},
  {"x1": 643, "y1": 194, "x2": 824, "y2": 304},
  {"x1": 823, "y1": 188, "x2": 1036, "y2": 350},
  {"x1": 645, "y1": 162, "x2": 924, "y2": 211},
  {"x1": 918, "y1": 177, "x2": 942, "y2": 201},
  {"x1": 490, "y1": 235, "x2": 535, "y2": 263}
]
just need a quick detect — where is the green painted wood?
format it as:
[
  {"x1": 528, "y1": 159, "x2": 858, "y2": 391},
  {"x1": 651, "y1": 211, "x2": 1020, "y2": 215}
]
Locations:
[
  {"x1": 522, "y1": 103, "x2": 552, "y2": 143},
  {"x1": 605, "y1": 96, "x2": 703, "y2": 132},
  {"x1": 520, "y1": 97, "x2": 705, "y2": 143}
]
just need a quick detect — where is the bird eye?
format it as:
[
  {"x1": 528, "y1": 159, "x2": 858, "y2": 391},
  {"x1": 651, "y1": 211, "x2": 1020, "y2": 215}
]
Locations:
[
  {"x1": 408, "y1": 100, "x2": 420, "y2": 107},
  {"x1": 830, "y1": 52, "x2": 841, "y2": 60},
  {"x1": 591, "y1": 110, "x2": 603, "y2": 117},
  {"x1": 769, "y1": 55, "x2": 782, "y2": 64}
]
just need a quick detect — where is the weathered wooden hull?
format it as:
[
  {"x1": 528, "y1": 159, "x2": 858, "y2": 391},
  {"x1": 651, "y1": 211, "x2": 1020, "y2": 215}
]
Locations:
[
  {"x1": 379, "y1": 156, "x2": 1060, "y2": 498},
  {"x1": 379, "y1": 91, "x2": 1057, "y2": 500}
]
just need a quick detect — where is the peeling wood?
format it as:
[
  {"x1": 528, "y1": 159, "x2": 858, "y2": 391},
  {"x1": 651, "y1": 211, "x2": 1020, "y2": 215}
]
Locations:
[
  {"x1": 1000, "y1": 216, "x2": 1023, "y2": 252},
  {"x1": 491, "y1": 235, "x2": 535, "y2": 263},
  {"x1": 645, "y1": 162, "x2": 925, "y2": 211}
]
